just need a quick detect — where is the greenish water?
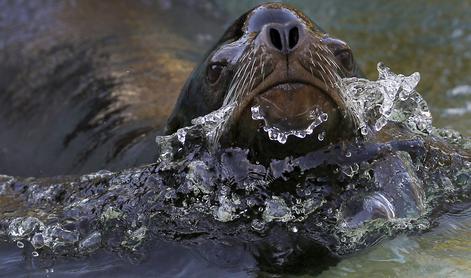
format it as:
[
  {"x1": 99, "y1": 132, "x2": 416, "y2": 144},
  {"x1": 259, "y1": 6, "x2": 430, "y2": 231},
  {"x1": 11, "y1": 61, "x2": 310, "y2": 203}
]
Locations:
[{"x1": 0, "y1": 0, "x2": 470, "y2": 277}]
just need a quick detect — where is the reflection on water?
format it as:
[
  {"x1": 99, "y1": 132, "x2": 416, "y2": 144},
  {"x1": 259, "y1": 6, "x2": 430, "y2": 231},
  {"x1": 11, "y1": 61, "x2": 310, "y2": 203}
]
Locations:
[
  {"x1": 0, "y1": 0, "x2": 202, "y2": 176},
  {"x1": 0, "y1": 0, "x2": 470, "y2": 277}
]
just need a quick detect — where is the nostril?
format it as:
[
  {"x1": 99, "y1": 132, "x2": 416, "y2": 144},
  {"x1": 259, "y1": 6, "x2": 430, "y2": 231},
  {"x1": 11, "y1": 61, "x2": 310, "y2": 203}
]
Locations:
[
  {"x1": 269, "y1": 28, "x2": 283, "y2": 51},
  {"x1": 288, "y1": 26, "x2": 299, "y2": 49}
]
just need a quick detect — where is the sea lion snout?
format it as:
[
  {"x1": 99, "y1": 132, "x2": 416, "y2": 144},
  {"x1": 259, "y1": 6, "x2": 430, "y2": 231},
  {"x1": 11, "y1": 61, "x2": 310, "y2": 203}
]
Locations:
[{"x1": 257, "y1": 21, "x2": 305, "y2": 54}]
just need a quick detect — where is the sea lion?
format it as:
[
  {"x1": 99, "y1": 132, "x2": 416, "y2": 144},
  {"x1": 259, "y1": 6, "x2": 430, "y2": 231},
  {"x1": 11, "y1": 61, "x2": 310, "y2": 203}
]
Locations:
[
  {"x1": 165, "y1": 2, "x2": 470, "y2": 228},
  {"x1": 0, "y1": 3, "x2": 470, "y2": 276},
  {"x1": 167, "y1": 3, "x2": 363, "y2": 160}
]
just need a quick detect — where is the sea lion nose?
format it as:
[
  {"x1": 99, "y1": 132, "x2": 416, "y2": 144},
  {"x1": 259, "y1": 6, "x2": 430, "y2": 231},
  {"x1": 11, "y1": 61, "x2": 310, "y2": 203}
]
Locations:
[{"x1": 261, "y1": 22, "x2": 303, "y2": 54}]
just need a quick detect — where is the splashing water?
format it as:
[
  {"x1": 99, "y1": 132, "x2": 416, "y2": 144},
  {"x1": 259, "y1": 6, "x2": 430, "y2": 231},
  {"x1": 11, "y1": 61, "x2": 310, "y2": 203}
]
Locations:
[
  {"x1": 251, "y1": 105, "x2": 328, "y2": 144},
  {"x1": 155, "y1": 102, "x2": 236, "y2": 161},
  {"x1": 340, "y1": 62, "x2": 432, "y2": 135},
  {"x1": 0, "y1": 63, "x2": 469, "y2": 266},
  {"x1": 247, "y1": 63, "x2": 433, "y2": 144}
]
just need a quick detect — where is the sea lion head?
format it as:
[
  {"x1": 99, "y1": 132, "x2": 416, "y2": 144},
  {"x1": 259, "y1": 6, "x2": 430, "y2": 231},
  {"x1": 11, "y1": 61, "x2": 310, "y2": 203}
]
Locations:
[{"x1": 167, "y1": 3, "x2": 363, "y2": 159}]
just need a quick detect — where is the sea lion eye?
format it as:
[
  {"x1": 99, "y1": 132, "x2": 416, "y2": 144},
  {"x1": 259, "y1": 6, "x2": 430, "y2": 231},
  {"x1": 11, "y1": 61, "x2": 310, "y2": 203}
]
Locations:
[
  {"x1": 207, "y1": 62, "x2": 226, "y2": 84},
  {"x1": 335, "y1": 49, "x2": 354, "y2": 72},
  {"x1": 321, "y1": 37, "x2": 354, "y2": 72}
]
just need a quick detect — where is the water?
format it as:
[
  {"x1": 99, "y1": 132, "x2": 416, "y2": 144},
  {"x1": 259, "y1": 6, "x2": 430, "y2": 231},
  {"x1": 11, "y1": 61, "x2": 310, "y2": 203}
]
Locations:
[
  {"x1": 320, "y1": 203, "x2": 471, "y2": 277},
  {"x1": 251, "y1": 104, "x2": 327, "y2": 143},
  {"x1": 0, "y1": 0, "x2": 470, "y2": 277},
  {"x1": 1, "y1": 66, "x2": 469, "y2": 276}
]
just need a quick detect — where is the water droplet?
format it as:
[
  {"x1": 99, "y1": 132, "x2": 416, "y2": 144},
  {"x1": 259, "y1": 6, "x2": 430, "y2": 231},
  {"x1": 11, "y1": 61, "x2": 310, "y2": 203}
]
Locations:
[
  {"x1": 341, "y1": 165, "x2": 356, "y2": 178},
  {"x1": 16, "y1": 241, "x2": 24, "y2": 248},
  {"x1": 252, "y1": 104, "x2": 326, "y2": 144},
  {"x1": 32, "y1": 251, "x2": 39, "y2": 257},
  {"x1": 360, "y1": 126, "x2": 368, "y2": 136},
  {"x1": 375, "y1": 117, "x2": 388, "y2": 131},
  {"x1": 251, "y1": 219, "x2": 266, "y2": 231},
  {"x1": 320, "y1": 113, "x2": 328, "y2": 122},
  {"x1": 176, "y1": 128, "x2": 187, "y2": 144},
  {"x1": 251, "y1": 105, "x2": 264, "y2": 120},
  {"x1": 345, "y1": 151, "x2": 352, "y2": 158},
  {"x1": 292, "y1": 226, "x2": 298, "y2": 233},
  {"x1": 317, "y1": 131, "x2": 325, "y2": 141}
]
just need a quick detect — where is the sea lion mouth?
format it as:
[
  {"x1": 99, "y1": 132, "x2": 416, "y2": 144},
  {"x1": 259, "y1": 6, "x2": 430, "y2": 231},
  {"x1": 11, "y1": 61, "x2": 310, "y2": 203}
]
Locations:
[
  {"x1": 252, "y1": 82, "x2": 334, "y2": 131},
  {"x1": 251, "y1": 78, "x2": 337, "y2": 135}
]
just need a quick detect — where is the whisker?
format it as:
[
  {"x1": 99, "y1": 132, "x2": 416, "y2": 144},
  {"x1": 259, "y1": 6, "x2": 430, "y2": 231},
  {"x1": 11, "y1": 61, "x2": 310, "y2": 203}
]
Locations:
[
  {"x1": 314, "y1": 61, "x2": 328, "y2": 88},
  {"x1": 233, "y1": 57, "x2": 254, "y2": 102},
  {"x1": 224, "y1": 51, "x2": 254, "y2": 104},
  {"x1": 247, "y1": 56, "x2": 258, "y2": 92}
]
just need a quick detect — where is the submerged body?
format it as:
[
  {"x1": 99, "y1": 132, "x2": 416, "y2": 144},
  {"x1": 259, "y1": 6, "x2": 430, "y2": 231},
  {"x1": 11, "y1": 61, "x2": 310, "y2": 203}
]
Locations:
[{"x1": 0, "y1": 2, "x2": 470, "y2": 275}]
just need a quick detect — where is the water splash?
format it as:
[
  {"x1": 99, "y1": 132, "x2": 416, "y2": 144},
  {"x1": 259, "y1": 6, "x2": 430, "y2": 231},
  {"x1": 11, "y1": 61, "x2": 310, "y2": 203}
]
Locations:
[
  {"x1": 155, "y1": 102, "x2": 236, "y2": 161},
  {"x1": 251, "y1": 104, "x2": 327, "y2": 144},
  {"x1": 246, "y1": 63, "x2": 433, "y2": 143},
  {"x1": 262, "y1": 196, "x2": 294, "y2": 222},
  {"x1": 340, "y1": 63, "x2": 432, "y2": 135},
  {"x1": 0, "y1": 63, "x2": 469, "y2": 262}
]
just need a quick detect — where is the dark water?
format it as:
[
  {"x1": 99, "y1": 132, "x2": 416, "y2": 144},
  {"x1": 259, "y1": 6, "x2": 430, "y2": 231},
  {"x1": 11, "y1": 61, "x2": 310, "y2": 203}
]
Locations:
[{"x1": 0, "y1": 0, "x2": 470, "y2": 277}]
